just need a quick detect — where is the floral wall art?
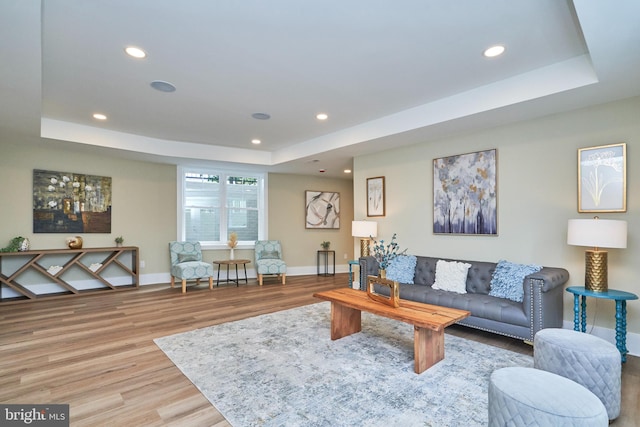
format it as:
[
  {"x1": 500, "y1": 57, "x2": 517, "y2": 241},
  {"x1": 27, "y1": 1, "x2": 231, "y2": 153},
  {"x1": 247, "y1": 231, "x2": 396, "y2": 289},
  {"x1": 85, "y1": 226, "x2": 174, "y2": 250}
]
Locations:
[
  {"x1": 433, "y1": 149, "x2": 497, "y2": 235},
  {"x1": 578, "y1": 143, "x2": 626, "y2": 212},
  {"x1": 33, "y1": 169, "x2": 112, "y2": 233}
]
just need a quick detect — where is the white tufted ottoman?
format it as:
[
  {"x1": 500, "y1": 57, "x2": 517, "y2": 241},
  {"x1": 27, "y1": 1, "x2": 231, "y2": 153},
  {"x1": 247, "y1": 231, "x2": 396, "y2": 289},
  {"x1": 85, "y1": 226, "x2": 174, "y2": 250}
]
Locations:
[
  {"x1": 489, "y1": 367, "x2": 608, "y2": 426},
  {"x1": 534, "y1": 328, "x2": 621, "y2": 420}
]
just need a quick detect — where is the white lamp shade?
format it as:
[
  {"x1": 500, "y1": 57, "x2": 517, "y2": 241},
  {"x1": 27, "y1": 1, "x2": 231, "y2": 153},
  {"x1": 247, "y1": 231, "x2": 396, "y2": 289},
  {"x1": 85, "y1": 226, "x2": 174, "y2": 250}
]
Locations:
[
  {"x1": 567, "y1": 219, "x2": 627, "y2": 249},
  {"x1": 352, "y1": 221, "x2": 377, "y2": 238}
]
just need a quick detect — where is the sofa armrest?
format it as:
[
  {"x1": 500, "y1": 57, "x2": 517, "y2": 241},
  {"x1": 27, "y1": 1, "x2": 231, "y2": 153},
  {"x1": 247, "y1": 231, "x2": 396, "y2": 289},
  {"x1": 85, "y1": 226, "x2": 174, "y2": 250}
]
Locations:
[
  {"x1": 525, "y1": 267, "x2": 569, "y2": 293},
  {"x1": 358, "y1": 256, "x2": 379, "y2": 291},
  {"x1": 523, "y1": 267, "x2": 569, "y2": 337}
]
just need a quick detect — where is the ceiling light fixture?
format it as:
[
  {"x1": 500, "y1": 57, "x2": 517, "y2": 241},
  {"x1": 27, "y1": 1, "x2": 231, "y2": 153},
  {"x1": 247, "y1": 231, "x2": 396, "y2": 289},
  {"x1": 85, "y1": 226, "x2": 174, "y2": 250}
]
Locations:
[
  {"x1": 150, "y1": 80, "x2": 176, "y2": 92},
  {"x1": 344, "y1": 169, "x2": 352, "y2": 174},
  {"x1": 252, "y1": 113, "x2": 271, "y2": 120},
  {"x1": 316, "y1": 113, "x2": 328, "y2": 120},
  {"x1": 251, "y1": 139, "x2": 261, "y2": 144},
  {"x1": 483, "y1": 45, "x2": 505, "y2": 58},
  {"x1": 92, "y1": 113, "x2": 107, "y2": 120},
  {"x1": 125, "y1": 46, "x2": 147, "y2": 59}
]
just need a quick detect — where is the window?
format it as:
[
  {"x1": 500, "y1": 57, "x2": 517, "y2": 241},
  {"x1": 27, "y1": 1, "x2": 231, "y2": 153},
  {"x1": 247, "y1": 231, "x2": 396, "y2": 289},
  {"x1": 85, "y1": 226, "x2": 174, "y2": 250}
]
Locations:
[{"x1": 178, "y1": 167, "x2": 266, "y2": 248}]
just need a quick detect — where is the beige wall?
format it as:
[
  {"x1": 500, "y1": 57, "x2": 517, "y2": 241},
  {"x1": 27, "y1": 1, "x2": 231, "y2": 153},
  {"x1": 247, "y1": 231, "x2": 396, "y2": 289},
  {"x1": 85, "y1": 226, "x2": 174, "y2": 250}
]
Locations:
[
  {"x1": 354, "y1": 96, "x2": 640, "y2": 341},
  {"x1": 0, "y1": 139, "x2": 354, "y2": 283}
]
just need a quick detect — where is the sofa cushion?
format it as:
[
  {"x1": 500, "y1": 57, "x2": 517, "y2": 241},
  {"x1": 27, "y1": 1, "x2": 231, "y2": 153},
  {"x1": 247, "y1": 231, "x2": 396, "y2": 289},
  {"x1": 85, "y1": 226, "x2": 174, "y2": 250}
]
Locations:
[
  {"x1": 432, "y1": 260, "x2": 471, "y2": 294},
  {"x1": 489, "y1": 260, "x2": 542, "y2": 302},
  {"x1": 386, "y1": 255, "x2": 417, "y2": 284}
]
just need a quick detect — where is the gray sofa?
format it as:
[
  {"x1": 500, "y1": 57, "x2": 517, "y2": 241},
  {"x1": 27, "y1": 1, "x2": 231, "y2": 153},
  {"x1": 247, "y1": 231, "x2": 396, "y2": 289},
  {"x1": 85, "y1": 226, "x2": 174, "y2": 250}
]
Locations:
[{"x1": 359, "y1": 255, "x2": 569, "y2": 342}]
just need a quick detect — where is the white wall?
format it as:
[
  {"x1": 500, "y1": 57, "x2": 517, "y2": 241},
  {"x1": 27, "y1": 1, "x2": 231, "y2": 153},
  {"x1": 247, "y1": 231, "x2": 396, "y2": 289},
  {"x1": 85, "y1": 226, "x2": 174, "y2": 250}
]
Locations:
[{"x1": 354, "y1": 96, "x2": 640, "y2": 353}]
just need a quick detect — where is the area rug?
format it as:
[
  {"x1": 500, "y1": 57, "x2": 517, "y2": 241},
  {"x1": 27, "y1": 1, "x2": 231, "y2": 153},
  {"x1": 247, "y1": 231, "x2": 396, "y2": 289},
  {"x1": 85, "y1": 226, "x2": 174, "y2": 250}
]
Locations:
[{"x1": 154, "y1": 302, "x2": 532, "y2": 426}]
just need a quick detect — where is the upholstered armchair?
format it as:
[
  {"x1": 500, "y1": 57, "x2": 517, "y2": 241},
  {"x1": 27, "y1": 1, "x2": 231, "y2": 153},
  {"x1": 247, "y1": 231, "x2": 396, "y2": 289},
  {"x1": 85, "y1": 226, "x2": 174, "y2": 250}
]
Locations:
[
  {"x1": 254, "y1": 240, "x2": 287, "y2": 286},
  {"x1": 169, "y1": 241, "x2": 214, "y2": 293}
]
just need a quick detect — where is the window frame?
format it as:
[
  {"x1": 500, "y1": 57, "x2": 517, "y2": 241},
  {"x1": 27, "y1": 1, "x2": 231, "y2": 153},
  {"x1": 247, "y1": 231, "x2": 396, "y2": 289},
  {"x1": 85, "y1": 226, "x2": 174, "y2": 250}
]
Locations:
[{"x1": 177, "y1": 166, "x2": 267, "y2": 250}]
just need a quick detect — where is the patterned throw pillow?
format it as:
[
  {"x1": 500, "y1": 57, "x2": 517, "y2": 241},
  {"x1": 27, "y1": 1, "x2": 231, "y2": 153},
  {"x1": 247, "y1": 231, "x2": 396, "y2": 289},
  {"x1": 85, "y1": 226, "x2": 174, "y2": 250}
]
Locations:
[
  {"x1": 432, "y1": 260, "x2": 471, "y2": 294},
  {"x1": 386, "y1": 255, "x2": 417, "y2": 284},
  {"x1": 489, "y1": 260, "x2": 542, "y2": 302},
  {"x1": 178, "y1": 253, "x2": 199, "y2": 262},
  {"x1": 260, "y1": 250, "x2": 280, "y2": 259}
]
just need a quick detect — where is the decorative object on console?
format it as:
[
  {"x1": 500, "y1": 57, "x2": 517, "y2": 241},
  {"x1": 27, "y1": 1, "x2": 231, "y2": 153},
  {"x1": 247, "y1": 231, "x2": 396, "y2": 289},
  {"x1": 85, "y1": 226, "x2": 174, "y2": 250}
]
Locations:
[
  {"x1": 352, "y1": 220, "x2": 377, "y2": 257},
  {"x1": 367, "y1": 275, "x2": 400, "y2": 308},
  {"x1": 0, "y1": 236, "x2": 30, "y2": 252},
  {"x1": 320, "y1": 241, "x2": 330, "y2": 250},
  {"x1": 115, "y1": 236, "x2": 124, "y2": 247},
  {"x1": 433, "y1": 149, "x2": 497, "y2": 235},
  {"x1": 578, "y1": 143, "x2": 626, "y2": 213},
  {"x1": 228, "y1": 231, "x2": 238, "y2": 260},
  {"x1": 489, "y1": 260, "x2": 542, "y2": 302},
  {"x1": 371, "y1": 233, "x2": 406, "y2": 270},
  {"x1": 33, "y1": 169, "x2": 112, "y2": 233},
  {"x1": 432, "y1": 259, "x2": 471, "y2": 294},
  {"x1": 65, "y1": 235, "x2": 83, "y2": 249},
  {"x1": 366, "y1": 176, "x2": 385, "y2": 217},
  {"x1": 567, "y1": 218, "x2": 627, "y2": 292}
]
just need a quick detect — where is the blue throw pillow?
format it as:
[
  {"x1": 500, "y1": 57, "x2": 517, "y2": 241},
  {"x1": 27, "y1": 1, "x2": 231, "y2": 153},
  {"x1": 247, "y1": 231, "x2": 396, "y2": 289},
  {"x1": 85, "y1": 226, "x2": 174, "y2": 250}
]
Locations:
[
  {"x1": 489, "y1": 260, "x2": 542, "y2": 302},
  {"x1": 386, "y1": 255, "x2": 417, "y2": 284}
]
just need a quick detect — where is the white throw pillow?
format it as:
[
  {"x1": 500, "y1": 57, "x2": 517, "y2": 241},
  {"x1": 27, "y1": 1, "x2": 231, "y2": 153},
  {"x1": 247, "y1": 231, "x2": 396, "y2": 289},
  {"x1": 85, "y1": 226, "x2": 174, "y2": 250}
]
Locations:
[{"x1": 432, "y1": 260, "x2": 471, "y2": 294}]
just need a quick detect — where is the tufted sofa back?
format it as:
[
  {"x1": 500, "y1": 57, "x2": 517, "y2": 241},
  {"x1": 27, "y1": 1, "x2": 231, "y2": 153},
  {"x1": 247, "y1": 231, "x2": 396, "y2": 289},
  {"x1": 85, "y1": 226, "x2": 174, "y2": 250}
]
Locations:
[{"x1": 413, "y1": 256, "x2": 496, "y2": 294}]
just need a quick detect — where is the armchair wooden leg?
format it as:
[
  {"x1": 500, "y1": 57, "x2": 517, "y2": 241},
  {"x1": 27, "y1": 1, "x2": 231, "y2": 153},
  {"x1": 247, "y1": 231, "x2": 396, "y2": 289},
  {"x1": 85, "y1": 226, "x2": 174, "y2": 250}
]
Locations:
[
  {"x1": 258, "y1": 274, "x2": 263, "y2": 286},
  {"x1": 182, "y1": 279, "x2": 187, "y2": 294},
  {"x1": 171, "y1": 276, "x2": 175, "y2": 288},
  {"x1": 281, "y1": 274, "x2": 286, "y2": 285},
  {"x1": 208, "y1": 276, "x2": 213, "y2": 290}
]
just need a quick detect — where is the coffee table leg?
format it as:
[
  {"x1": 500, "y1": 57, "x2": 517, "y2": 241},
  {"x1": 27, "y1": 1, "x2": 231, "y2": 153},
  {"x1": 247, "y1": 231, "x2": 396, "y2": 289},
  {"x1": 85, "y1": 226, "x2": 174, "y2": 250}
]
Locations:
[
  {"x1": 330, "y1": 302, "x2": 361, "y2": 340},
  {"x1": 414, "y1": 326, "x2": 444, "y2": 374}
]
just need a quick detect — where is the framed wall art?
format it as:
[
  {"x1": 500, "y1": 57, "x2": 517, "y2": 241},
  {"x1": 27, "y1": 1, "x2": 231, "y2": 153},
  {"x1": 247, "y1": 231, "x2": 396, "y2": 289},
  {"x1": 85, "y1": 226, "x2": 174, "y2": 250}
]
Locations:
[
  {"x1": 433, "y1": 149, "x2": 497, "y2": 235},
  {"x1": 578, "y1": 143, "x2": 626, "y2": 213},
  {"x1": 305, "y1": 191, "x2": 340, "y2": 229},
  {"x1": 367, "y1": 176, "x2": 385, "y2": 217},
  {"x1": 33, "y1": 169, "x2": 112, "y2": 233}
]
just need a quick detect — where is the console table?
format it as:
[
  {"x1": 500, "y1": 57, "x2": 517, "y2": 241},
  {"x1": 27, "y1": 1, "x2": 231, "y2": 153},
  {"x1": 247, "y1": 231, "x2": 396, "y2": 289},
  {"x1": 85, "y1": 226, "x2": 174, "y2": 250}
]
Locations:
[
  {"x1": 0, "y1": 246, "x2": 139, "y2": 303},
  {"x1": 213, "y1": 259, "x2": 250, "y2": 287},
  {"x1": 566, "y1": 286, "x2": 638, "y2": 362}
]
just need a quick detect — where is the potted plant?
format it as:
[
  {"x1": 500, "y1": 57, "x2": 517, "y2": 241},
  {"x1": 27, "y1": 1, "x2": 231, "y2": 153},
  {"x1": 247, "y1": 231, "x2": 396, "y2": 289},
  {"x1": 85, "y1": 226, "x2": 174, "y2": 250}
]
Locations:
[
  {"x1": 321, "y1": 241, "x2": 330, "y2": 250},
  {"x1": 115, "y1": 236, "x2": 124, "y2": 247}
]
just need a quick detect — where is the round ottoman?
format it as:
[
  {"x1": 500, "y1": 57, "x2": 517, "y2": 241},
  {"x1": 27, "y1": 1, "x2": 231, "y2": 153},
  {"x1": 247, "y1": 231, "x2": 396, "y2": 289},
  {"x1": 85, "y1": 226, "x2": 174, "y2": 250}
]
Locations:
[
  {"x1": 489, "y1": 367, "x2": 608, "y2": 426},
  {"x1": 534, "y1": 328, "x2": 621, "y2": 420}
]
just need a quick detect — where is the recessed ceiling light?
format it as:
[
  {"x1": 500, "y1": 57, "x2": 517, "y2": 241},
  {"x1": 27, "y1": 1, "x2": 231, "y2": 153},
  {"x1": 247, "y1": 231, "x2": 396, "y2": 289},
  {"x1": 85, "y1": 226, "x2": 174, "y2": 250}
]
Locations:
[
  {"x1": 150, "y1": 80, "x2": 176, "y2": 92},
  {"x1": 251, "y1": 139, "x2": 261, "y2": 144},
  {"x1": 316, "y1": 113, "x2": 328, "y2": 120},
  {"x1": 252, "y1": 112, "x2": 271, "y2": 120},
  {"x1": 125, "y1": 46, "x2": 146, "y2": 59},
  {"x1": 483, "y1": 45, "x2": 505, "y2": 58},
  {"x1": 344, "y1": 169, "x2": 352, "y2": 174},
  {"x1": 92, "y1": 113, "x2": 107, "y2": 120}
]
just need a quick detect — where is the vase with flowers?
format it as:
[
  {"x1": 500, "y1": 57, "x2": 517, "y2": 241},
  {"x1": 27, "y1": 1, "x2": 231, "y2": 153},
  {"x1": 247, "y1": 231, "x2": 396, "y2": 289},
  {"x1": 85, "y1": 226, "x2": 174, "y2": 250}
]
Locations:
[
  {"x1": 227, "y1": 232, "x2": 238, "y2": 260},
  {"x1": 371, "y1": 233, "x2": 406, "y2": 278}
]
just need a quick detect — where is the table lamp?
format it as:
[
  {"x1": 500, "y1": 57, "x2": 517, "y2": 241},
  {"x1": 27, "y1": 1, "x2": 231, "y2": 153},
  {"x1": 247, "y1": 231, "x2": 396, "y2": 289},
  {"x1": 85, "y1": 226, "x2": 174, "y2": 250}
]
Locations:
[
  {"x1": 567, "y1": 218, "x2": 627, "y2": 292},
  {"x1": 352, "y1": 221, "x2": 377, "y2": 257}
]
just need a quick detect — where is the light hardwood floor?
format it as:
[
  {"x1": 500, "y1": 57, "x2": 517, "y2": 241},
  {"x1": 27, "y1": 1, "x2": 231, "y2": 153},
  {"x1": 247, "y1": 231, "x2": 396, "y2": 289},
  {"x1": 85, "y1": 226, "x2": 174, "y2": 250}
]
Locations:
[{"x1": 1, "y1": 274, "x2": 638, "y2": 426}]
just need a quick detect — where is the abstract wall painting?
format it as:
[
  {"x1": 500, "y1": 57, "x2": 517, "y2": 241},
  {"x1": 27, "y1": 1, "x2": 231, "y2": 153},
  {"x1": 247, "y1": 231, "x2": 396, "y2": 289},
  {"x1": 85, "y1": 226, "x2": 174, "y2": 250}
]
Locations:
[
  {"x1": 305, "y1": 191, "x2": 340, "y2": 229},
  {"x1": 433, "y1": 149, "x2": 497, "y2": 235},
  {"x1": 367, "y1": 176, "x2": 385, "y2": 217},
  {"x1": 33, "y1": 169, "x2": 112, "y2": 233}
]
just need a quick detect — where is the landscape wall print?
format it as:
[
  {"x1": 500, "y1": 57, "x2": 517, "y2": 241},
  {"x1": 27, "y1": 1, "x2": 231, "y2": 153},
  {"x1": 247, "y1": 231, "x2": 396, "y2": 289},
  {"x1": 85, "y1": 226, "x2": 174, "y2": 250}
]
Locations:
[
  {"x1": 433, "y1": 149, "x2": 497, "y2": 235},
  {"x1": 33, "y1": 169, "x2": 112, "y2": 233},
  {"x1": 305, "y1": 191, "x2": 340, "y2": 229}
]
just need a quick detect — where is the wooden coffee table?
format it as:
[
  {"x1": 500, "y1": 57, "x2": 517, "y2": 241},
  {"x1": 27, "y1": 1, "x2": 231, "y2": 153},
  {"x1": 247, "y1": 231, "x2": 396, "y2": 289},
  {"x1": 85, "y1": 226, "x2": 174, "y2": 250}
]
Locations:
[{"x1": 313, "y1": 288, "x2": 470, "y2": 374}]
